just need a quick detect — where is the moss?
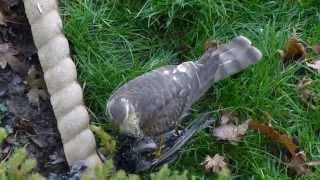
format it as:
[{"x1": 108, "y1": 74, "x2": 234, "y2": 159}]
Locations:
[{"x1": 0, "y1": 128, "x2": 44, "y2": 180}]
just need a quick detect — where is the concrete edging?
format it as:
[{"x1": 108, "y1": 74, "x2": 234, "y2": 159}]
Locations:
[{"x1": 22, "y1": 0, "x2": 102, "y2": 171}]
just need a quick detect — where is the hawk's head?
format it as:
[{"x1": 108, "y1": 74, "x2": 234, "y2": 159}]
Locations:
[{"x1": 107, "y1": 97, "x2": 143, "y2": 137}]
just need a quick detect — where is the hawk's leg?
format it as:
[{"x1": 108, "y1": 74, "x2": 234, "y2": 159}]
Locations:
[{"x1": 151, "y1": 136, "x2": 165, "y2": 158}]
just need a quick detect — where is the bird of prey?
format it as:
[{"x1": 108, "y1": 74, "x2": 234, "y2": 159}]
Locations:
[{"x1": 106, "y1": 36, "x2": 262, "y2": 172}]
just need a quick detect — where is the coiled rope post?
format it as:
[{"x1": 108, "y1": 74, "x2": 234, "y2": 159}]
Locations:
[{"x1": 23, "y1": 0, "x2": 102, "y2": 173}]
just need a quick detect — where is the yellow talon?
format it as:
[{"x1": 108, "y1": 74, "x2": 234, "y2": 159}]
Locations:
[{"x1": 151, "y1": 136, "x2": 165, "y2": 158}]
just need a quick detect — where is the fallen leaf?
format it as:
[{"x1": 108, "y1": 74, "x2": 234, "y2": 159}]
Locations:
[
  {"x1": 0, "y1": 0, "x2": 20, "y2": 12},
  {"x1": 5, "y1": 135, "x2": 16, "y2": 144},
  {"x1": 288, "y1": 152, "x2": 312, "y2": 176},
  {"x1": 202, "y1": 154, "x2": 227, "y2": 173},
  {"x1": 0, "y1": 103, "x2": 7, "y2": 113},
  {"x1": 0, "y1": 144, "x2": 13, "y2": 162},
  {"x1": 306, "y1": 160, "x2": 320, "y2": 167},
  {"x1": 305, "y1": 43, "x2": 320, "y2": 72},
  {"x1": 220, "y1": 110, "x2": 240, "y2": 125},
  {"x1": 29, "y1": 136, "x2": 47, "y2": 148},
  {"x1": 0, "y1": 11, "x2": 7, "y2": 26},
  {"x1": 212, "y1": 111, "x2": 249, "y2": 143},
  {"x1": 26, "y1": 66, "x2": 48, "y2": 106},
  {"x1": 313, "y1": 44, "x2": 320, "y2": 55},
  {"x1": 5, "y1": 0, "x2": 20, "y2": 8},
  {"x1": 248, "y1": 120, "x2": 317, "y2": 176},
  {"x1": 47, "y1": 154, "x2": 65, "y2": 165},
  {"x1": 0, "y1": 51, "x2": 16, "y2": 68},
  {"x1": 15, "y1": 118, "x2": 36, "y2": 134},
  {"x1": 0, "y1": 43, "x2": 27, "y2": 73},
  {"x1": 296, "y1": 77, "x2": 318, "y2": 109},
  {"x1": 6, "y1": 97, "x2": 33, "y2": 119},
  {"x1": 205, "y1": 40, "x2": 220, "y2": 51},
  {"x1": 306, "y1": 60, "x2": 320, "y2": 72},
  {"x1": 0, "y1": 52, "x2": 24, "y2": 71},
  {"x1": 248, "y1": 120, "x2": 298, "y2": 156},
  {"x1": 27, "y1": 66, "x2": 44, "y2": 87},
  {"x1": 279, "y1": 32, "x2": 306, "y2": 64},
  {"x1": 0, "y1": 43, "x2": 13, "y2": 53},
  {"x1": 212, "y1": 121, "x2": 249, "y2": 143},
  {"x1": 27, "y1": 88, "x2": 48, "y2": 106}
]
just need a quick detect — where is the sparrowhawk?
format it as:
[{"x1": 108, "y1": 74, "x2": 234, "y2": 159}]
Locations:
[{"x1": 106, "y1": 36, "x2": 262, "y2": 172}]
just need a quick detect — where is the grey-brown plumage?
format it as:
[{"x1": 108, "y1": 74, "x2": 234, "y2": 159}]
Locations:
[
  {"x1": 107, "y1": 36, "x2": 262, "y2": 137},
  {"x1": 107, "y1": 36, "x2": 262, "y2": 171}
]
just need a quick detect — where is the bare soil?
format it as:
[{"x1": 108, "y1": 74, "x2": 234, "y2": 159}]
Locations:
[{"x1": 0, "y1": 0, "x2": 70, "y2": 177}]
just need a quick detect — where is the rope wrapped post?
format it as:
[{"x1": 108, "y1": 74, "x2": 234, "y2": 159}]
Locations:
[{"x1": 23, "y1": 0, "x2": 102, "y2": 172}]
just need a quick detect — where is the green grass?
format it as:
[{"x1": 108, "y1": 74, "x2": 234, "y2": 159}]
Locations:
[{"x1": 60, "y1": 0, "x2": 320, "y2": 179}]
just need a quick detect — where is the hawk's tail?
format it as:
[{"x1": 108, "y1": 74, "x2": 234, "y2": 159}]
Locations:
[{"x1": 214, "y1": 36, "x2": 263, "y2": 82}]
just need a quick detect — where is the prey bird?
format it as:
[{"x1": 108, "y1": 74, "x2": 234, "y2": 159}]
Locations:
[{"x1": 106, "y1": 36, "x2": 262, "y2": 172}]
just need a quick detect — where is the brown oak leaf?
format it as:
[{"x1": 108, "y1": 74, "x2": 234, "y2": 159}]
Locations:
[
  {"x1": 248, "y1": 120, "x2": 320, "y2": 177},
  {"x1": 205, "y1": 40, "x2": 220, "y2": 51},
  {"x1": 249, "y1": 120, "x2": 298, "y2": 157},
  {"x1": 279, "y1": 32, "x2": 306, "y2": 64}
]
